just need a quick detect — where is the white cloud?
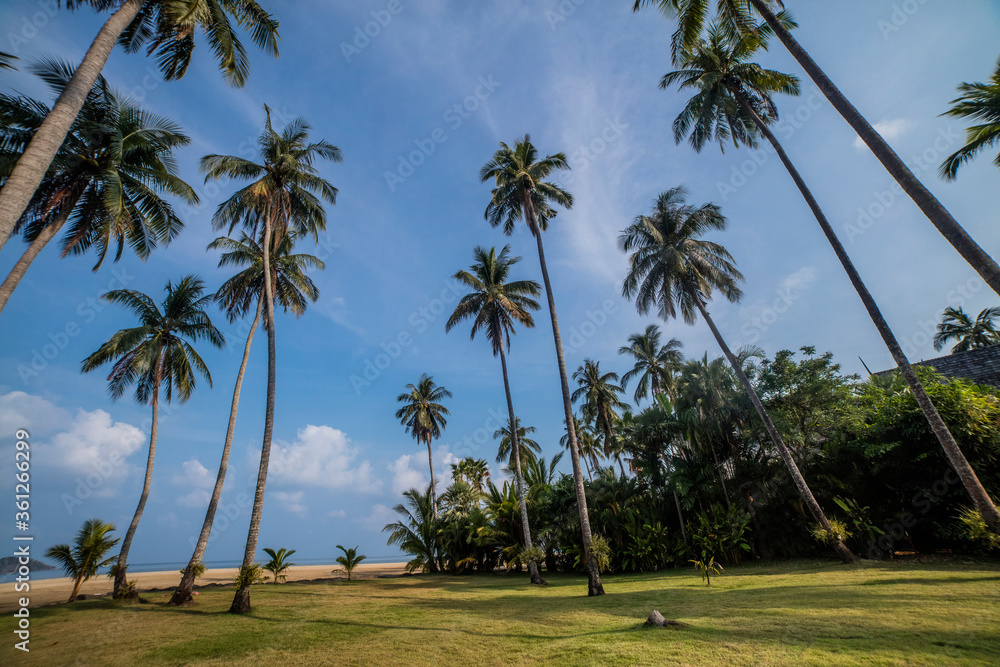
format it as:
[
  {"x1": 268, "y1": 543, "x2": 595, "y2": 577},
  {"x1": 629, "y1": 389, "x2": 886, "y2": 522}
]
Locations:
[
  {"x1": 268, "y1": 425, "x2": 382, "y2": 493},
  {"x1": 0, "y1": 391, "x2": 71, "y2": 437},
  {"x1": 328, "y1": 509, "x2": 347, "y2": 518},
  {"x1": 273, "y1": 490, "x2": 307, "y2": 516},
  {"x1": 854, "y1": 119, "x2": 914, "y2": 151},
  {"x1": 359, "y1": 503, "x2": 397, "y2": 531},
  {"x1": 389, "y1": 454, "x2": 427, "y2": 495},
  {"x1": 172, "y1": 459, "x2": 216, "y2": 508}
]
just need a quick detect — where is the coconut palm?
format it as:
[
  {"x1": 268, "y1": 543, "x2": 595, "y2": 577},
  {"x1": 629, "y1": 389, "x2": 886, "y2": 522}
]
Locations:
[
  {"x1": 451, "y1": 458, "x2": 491, "y2": 493},
  {"x1": 262, "y1": 547, "x2": 296, "y2": 583},
  {"x1": 395, "y1": 374, "x2": 452, "y2": 519},
  {"x1": 335, "y1": 545, "x2": 367, "y2": 581},
  {"x1": 0, "y1": 59, "x2": 196, "y2": 316},
  {"x1": 664, "y1": 26, "x2": 1000, "y2": 535},
  {"x1": 170, "y1": 231, "x2": 322, "y2": 605},
  {"x1": 0, "y1": 51, "x2": 16, "y2": 69},
  {"x1": 0, "y1": 0, "x2": 278, "y2": 254},
  {"x1": 493, "y1": 417, "x2": 542, "y2": 468},
  {"x1": 480, "y1": 135, "x2": 604, "y2": 595},
  {"x1": 45, "y1": 518, "x2": 120, "y2": 603},
  {"x1": 631, "y1": 0, "x2": 1000, "y2": 297},
  {"x1": 560, "y1": 414, "x2": 603, "y2": 479},
  {"x1": 618, "y1": 187, "x2": 856, "y2": 562},
  {"x1": 934, "y1": 307, "x2": 1000, "y2": 353},
  {"x1": 618, "y1": 325, "x2": 683, "y2": 404},
  {"x1": 572, "y1": 360, "x2": 629, "y2": 475},
  {"x1": 202, "y1": 107, "x2": 341, "y2": 614},
  {"x1": 445, "y1": 244, "x2": 545, "y2": 584},
  {"x1": 941, "y1": 56, "x2": 1000, "y2": 180},
  {"x1": 383, "y1": 486, "x2": 440, "y2": 573},
  {"x1": 81, "y1": 275, "x2": 224, "y2": 597}
]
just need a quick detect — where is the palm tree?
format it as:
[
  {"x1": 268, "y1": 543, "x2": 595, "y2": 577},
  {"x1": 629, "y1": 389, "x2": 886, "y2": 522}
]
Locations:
[
  {"x1": 0, "y1": 0, "x2": 278, "y2": 254},
  {"x1": 940, "y1": 56, "x2": 1000, "y2": 180},
  {"x1": 45, "y1": 518, "x2": 120, "y2": 603},
  {"x1": 663, "y1": 26, "x2": 1000, "y2": 535},
  {"x1": 934, "y1": 307, "x2": 1000, "y2": 353},
  {"x1": 493, "y1": 417, "x2": 542, "y2": 469},
  {"x1": 262, "y1": 547, "x2": 296, "y2": 583},
  {"x1": 560, "y1": 414, "x2": 602, "y2": 479},
  {"x1": 383, "y1": 486, "x2": 440, "y2": 573},
  {"x1": 395, "y1": 374, "x2": 452, "y2": 519},
  {"x1": 481, "y1": 135, "x2": 604, "y2": 595},
  {"x1": 631, "y1": 1, "x2": 1000, "y2": 298},
  {"x1": 445, "y1": 244, "x2": 545, "y2": 584},
  {"x1": 451, "y1": 458, "x2": 491, "y2": 492},
  {"x1": 618, "y1": 187, "x2": 856, "y2": 562},
  {"x1": 202, "y1": 107, "x2": 341, "y2": 614},
  {"x1": 619, "y1": 325, "x2": 683, "y2": 404},
  {"x1": 0, "y1": 59, "x2": 196, "y2": 316},
  {"x1": 0, "y1": 51, "x2": 16, "y2": 69},
  {"x1": 81, "y1": 275, "x2": 224, "y2": 597},
  {"x1": 170, "y1": 231, "x2": 322, "y2": 605},
  {"x1": 572, "y1": 360, "x2": 629, "y2": 475},
  {"x1": 335, "y1": 545, "x2": 367, "y2": 580}
]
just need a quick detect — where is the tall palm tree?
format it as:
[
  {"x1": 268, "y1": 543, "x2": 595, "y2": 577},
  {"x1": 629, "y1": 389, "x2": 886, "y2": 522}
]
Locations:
[
  {"x1": 201, "y1": 108, "x2": 341, "y2": 614},
  {"x1": 664, "y1": 25, "x2": 1000, "y2": 534},
  {"x1": 0, "y1": 0, "x2": 278, "y2": 254},
  {"x1": 631, "y1": 0, "x2": 1000, "y2": 298},
  {"x1": 941, "y1": 57, "x2": 1000, "y2": 180},
  {"x1": 395, "y1": 374, "x2": 452, "y2": 519},
  {"x1": 618, "y1": 187, "x2": 857, "y2": 562},
  {"x1": 572, "y1": 360, "x2": 629, "y2": 475},
  {"x1": 481, "y1": 135, "x2": 605, "y2": 595},
  {"x1": 934, "y1": 306, "x2": 1000, "y2": 353},
  {"x1": 81, "y1": 275, "x2": 223, "y2": 597},
  {"x1": 618, "y1": 325, "x2": 683, "y2": 404},
  {"x1": 0, "y1": 59, "x2": 196, "y2": 316},
  {"x1": 170, "y1": 231, "x2": 322, "y2": 606},
  {"x1": 445, "y1": 244, "x2": 545, "y2": 584},
  {"x1": 45, "y1": 518, "x2": 120, "y2": 603},
  {"x1": 494, "y1": 417, "x2": 542, "y2": 469}
]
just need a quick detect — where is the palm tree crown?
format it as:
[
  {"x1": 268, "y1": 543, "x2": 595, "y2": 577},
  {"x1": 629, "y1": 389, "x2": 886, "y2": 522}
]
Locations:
[
  {"x1": 493, "y1": 417, "x2": 542, "y2": 466},
  {"x1": 934, "y1": 306, "x2": 1000, "y2": 353},
  {"x1": 395, "y1": 374, "x2": 452, "y2": 445},
  {"x1": 572, "y1": 359, "x2": 628, "y2": 445},
  {"x1": 940, "y1": 57, "x2": 1000, "y2": 180},
  {"x1": 619, "y1": 324, "x2": 684, "y2": 403}
]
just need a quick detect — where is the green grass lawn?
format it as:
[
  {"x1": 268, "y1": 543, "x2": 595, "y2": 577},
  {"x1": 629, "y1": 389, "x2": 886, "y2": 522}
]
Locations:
[{"x1": 4, "y1": 559, "x2": 999, "y2": 666}]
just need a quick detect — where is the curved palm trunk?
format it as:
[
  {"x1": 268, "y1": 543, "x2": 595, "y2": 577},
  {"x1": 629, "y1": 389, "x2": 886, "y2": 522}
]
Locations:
[
  {"x1": 426, "y1": 433, "x2": 438, "y2": 518},
  {"x1": 114, "y1": 356, "x2": 163, "y2": 598},
  {"x1": 736, "y1": 94, "x2": 1000, "y2": 533},
  {"x1": 749, "y1": 0, "x2": 1000, "y2": 297},
  {"x1": 694, "y1": 298, "x2": 856, "y2": 563},
  {"x1": 230, "y1": 218, "x2": 278, "y2": 615},
  {"x1": 525, "y1": 198, "x2": 604, "y2": 596},
  {"x1": 0, "y1": 0, "x2": 143, "y2": 253},
  {"x1": 498, "y1": 344, "x2": 544, "y2": 585},
  {"x1": 68, "y1": 573, "x2": 86, "y2": 603},
  {"x1": 171, "y1": 296, "x2": 263, "y2": 606},
  {"x1": 0, "y1": 193, "x2": 81, "y2": 317}
]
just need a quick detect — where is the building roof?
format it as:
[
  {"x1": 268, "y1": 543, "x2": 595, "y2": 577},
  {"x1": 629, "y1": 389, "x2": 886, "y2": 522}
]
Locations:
[{"x1": 876, "y1": 345, "x2": 1000, "y2": 389}]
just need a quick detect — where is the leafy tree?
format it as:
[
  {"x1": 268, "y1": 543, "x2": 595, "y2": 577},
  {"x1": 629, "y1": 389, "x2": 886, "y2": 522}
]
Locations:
[
  {"x1": 573, "y1": 360, "x2": 629, "y2": 474},
  {"x1": 619, "y1": 186, "x2": 856, "y2": 562},
  {"x1": 451, "y1": 458, "x2": 491, "y2": 492},
  {"x1": 171, "y1": 231, "x2": 322, "y2": 605},
  {"x1": 335, "y1": 545, "x2": 367, "y2": 581},
  {"x1": 0, "y1": 59, "x2": 196, "y2": 316},
  {"x1": 494, "y1": 417, "x2": 541, "y2": 469},
  {"x1": 941, "y1": 56, "x2": 1000, "y2": 180},
  {"x1": 481, "y1": 135, "x2": 605, "y2": 596},
  {"x1": 262, "y1": 547, "x2": 296, "y2": 583},
  {"x1": 0, "y1": 0, "x2": 278, "y2": 254},
  {"x1": 934, "y1": 306, "x2": 1000, "y2": 353},
  {"x1": 383, "y1": 487, "x2": 441, "y2": 573},
  {"x1": 395, "y1": 374, "x2": 452, "y2": 519},
  {"x1": 202, "y1": 107, "x2": 341, "y2": 614},
  {"x1": 619, "y1": 325, "x2": 684, "y2": 404},
  {"x1": 81, "y1": 276, "x2": 223, "y2": 597},
  {"x1": 45, "y1": 518, "x2": 120, "y2": 602}
]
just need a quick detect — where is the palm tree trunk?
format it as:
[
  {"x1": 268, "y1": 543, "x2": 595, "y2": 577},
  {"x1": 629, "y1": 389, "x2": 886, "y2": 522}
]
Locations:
[
  {"x1": 749, "y1": 0, "x2": 1000, "y2": 298},
  {"x1": 230, "y1": 218, "x2": 278, "y2": 615},
  {"x1": 498, "y1": 344, "x2": 544, "y2": 585},
  {"x1": 0, "y1": 0, "x2": 143, "y2": 253},
  {"x1": 736, "y1": 94, "x2": 1000, "y2": 534},
  {"x1": 707, "y1": 439, "x2": 731, "y2": 507},
  {"x1": 426, "y1": 432, "x2": 438, "y2": 519},
  {"x1": 171, "y1": 296, "x2": 263, "y2": 606},
  {"x1": 693, "y1": 298, "x2": 857, "y2": 563},
  {"x1": 114, "y1": 355, "x2": 162, "y2": 598},
  {"x1": 68, "y1": 574, "x2": 85, "y2": 603},
  {"x1": 525, "y1": 197, "x2": 604, "y2": 596},
  {"x1": 0, "y1": 192, "x2": 81, "y2": 317}
]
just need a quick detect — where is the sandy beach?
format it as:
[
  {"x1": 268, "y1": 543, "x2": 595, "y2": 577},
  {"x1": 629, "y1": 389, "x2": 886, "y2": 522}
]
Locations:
[{"x1": 0, "y1": 561, "x2": 408, "y2": 611}]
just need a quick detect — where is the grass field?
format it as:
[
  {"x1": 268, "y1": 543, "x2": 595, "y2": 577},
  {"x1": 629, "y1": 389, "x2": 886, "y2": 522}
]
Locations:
[{"x1": 4, "y1": 559, "x2": 999, "y2": 666}]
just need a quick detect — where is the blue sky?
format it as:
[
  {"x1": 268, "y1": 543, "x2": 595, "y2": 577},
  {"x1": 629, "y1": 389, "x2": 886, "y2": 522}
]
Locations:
[{"x1": 1, "y1": 1, "x2": 999, "y2": 567}]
